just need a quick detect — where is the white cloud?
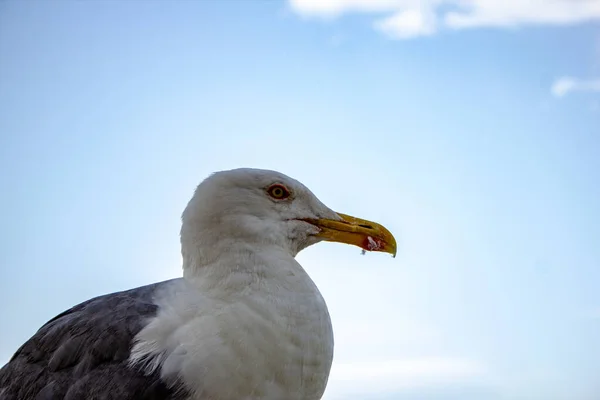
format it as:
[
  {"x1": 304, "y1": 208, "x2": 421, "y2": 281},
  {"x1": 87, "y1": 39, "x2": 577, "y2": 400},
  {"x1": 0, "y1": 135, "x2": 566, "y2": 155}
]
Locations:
[
  {"x1": 288, "y1": 0, "x2": 600, "y2": 39},
  {"x1": 374, "y1": 8, "x2": 437, "y2": 39},
  {"x1": 445, "y1": 0, "x2": 600, "y2": 29},
  {"x1": 288, "y1": 0, "x2": 425, "y2": 18},
  {"x1": 324, "y1": 357, "x2": 489, "y2": 399},
  {"x1": 551, "y1": 77, "x2": 600, "y2": 97},
  {"x1": 551, "y1": 77, "x2": 578, "y2": 97}
]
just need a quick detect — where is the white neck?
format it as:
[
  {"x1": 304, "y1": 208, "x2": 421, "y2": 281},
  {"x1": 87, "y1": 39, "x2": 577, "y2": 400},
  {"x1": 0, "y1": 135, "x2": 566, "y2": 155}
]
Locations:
[{"x1": 183, "y1": 239, "x2": 318, "y2": 297}]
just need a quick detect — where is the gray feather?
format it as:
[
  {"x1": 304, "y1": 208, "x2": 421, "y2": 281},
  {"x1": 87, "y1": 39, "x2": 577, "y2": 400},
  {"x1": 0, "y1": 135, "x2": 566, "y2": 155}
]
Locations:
[{"x1": 0, "y1": 279, "x2": 189, "y2": 400}]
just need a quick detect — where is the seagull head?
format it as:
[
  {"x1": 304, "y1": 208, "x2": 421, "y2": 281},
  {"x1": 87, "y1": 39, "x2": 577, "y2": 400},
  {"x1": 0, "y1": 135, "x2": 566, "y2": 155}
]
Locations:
[{"x1": 181, "y1": 168, "x2": 396, "y2": 264}]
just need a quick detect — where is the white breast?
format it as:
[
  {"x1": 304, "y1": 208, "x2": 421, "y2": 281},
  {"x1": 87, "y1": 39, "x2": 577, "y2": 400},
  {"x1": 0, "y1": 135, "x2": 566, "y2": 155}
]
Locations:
[{"x1": 130, "y1": 263, "x2": 334, "y2": 400}]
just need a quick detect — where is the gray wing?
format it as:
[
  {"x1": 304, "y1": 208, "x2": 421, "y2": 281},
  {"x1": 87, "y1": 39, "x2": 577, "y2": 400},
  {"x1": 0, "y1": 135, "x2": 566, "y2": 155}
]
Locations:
[{"x1": 0, "y1": 280, "x2": 189, "y2": 400}]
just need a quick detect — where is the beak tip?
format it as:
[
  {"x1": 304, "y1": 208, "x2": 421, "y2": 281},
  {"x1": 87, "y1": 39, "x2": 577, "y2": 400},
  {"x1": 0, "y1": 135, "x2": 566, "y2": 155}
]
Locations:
[{"x1": 389, "y1": 245, "x2": 397, "y2": 258}]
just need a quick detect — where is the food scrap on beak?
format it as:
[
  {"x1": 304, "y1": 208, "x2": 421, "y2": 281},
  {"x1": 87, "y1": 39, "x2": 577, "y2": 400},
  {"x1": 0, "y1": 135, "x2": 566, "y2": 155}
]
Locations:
[{"x1": 303, "y1": 213, "x2": 397, "y2": 257}]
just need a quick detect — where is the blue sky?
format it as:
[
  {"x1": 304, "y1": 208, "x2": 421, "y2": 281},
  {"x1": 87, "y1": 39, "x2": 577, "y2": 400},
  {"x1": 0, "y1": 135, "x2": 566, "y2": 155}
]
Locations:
[{"x1": 0, "y1": 1, "x2": 599, "y2": 399}]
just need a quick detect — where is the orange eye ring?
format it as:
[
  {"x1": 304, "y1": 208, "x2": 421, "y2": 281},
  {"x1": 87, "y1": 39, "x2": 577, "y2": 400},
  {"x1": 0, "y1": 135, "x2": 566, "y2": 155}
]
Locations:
[{"x1": 267, "y1": 184, "x2": 291, "y2": 200}]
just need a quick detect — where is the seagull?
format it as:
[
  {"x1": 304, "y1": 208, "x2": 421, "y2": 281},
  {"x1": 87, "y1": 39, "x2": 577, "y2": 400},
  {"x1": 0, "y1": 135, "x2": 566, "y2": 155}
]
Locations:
[{"x1": 0, "y1": 168, "x2": 396, "y2": 400}]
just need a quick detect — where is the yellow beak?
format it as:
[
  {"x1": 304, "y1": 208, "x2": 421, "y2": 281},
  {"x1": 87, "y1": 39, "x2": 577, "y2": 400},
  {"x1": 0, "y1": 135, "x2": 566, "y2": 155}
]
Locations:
[{"x1": 305, "y1": 213, "x2": 397, "y2": 257}]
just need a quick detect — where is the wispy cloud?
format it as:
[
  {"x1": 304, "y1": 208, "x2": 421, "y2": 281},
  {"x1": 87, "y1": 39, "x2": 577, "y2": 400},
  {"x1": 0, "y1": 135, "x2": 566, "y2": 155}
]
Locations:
[
  {"x1": 551, "y1": 77, "x2": 600, "y2": 97},
  {"x1": 288, "y1": 0, "x2": 600, "y2": 39},
  {"x1": 331, "y1": 358, "x2": 486, "y2": 385},
  {"x1": 325, "y1": 357, "x2": 490, "y2": 399}
]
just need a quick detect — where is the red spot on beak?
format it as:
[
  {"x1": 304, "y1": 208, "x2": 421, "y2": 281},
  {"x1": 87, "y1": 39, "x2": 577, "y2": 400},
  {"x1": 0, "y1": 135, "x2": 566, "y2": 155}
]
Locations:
[{"x1": 362, "y1": 236, "x2": 383, "y2": 252}]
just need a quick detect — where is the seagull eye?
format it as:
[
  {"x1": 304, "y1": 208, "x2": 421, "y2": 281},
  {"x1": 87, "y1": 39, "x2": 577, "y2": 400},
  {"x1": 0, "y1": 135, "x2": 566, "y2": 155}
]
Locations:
[{"x1": 267, "y1": 184, "x2": 291, "y2": 200}]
